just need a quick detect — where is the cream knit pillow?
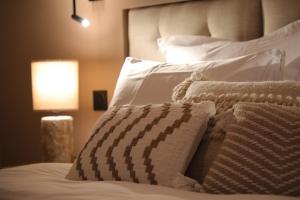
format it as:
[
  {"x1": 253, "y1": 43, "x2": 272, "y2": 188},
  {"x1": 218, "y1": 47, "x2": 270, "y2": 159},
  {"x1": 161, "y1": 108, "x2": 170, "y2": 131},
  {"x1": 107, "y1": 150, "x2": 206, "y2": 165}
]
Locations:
[{"x1": 67, "y1": 102, "x2": 215, "y2": 187}]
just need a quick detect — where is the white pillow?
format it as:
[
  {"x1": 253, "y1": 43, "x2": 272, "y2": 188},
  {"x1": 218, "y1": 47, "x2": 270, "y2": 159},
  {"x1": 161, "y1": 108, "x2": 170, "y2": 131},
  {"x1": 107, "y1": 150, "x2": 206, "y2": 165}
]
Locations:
[
  {"x1": 159, "y1": 19, "x2": 300, "y2": 80},
  {"x1": 158, "y1": 35, "x2": 225, "y2": 52},
  {"x1": 111, "y1": 56, "x2": 206, "y2": 107},
  {"x1": 110, "y1": 57, "x2": 161, "y2": 107},
  {"x1": 111, "y1": 49, "x2": 283, "y2": 107},
  {"x1": 130, "y1": 49, "x2": 284, "y2": 105}
]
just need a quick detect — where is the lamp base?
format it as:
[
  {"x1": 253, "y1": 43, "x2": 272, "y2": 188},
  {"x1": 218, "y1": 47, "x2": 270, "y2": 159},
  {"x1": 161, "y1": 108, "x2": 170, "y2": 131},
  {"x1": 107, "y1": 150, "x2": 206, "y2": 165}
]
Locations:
[{"x1": 41, "y1": 116, "x2": 74, "y2": 163}]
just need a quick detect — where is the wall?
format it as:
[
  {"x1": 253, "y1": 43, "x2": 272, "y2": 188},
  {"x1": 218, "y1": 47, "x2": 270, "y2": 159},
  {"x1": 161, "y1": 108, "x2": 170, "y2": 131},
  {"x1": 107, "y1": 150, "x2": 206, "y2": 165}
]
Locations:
[{"x1": 0, "y1": 0, "x2": 187, "y2": 167}]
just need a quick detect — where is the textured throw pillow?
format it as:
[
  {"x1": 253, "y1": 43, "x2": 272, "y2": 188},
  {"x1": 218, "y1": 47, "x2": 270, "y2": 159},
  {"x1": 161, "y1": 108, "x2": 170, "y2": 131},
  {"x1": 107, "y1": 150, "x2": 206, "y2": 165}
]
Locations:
[
  {"x1": 173, "y1": 71, "x2": 300, "y2": 113},
  {"x1": 185, "y1": 109, "x2": 235, "y2": 183},
  {"x1": 158, "y1": 19, "x2": 300, "y2": 80},
  {"x1": 202, "y1": 103, "x2": 300, "y2": 196},
  {"x1": 66, "y1": 102, "x2": 216, "y2": 187}
]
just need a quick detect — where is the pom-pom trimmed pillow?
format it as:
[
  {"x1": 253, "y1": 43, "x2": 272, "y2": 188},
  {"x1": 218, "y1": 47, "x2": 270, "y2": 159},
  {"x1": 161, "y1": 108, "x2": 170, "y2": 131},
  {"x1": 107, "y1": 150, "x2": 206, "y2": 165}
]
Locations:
[
  {"x1": 202, "y1": 103, "x2": 300, "y2": 196},
  {"x1": 67, "y1": 102, "x2": 216, "y2": 187},
  {"x1": 173, "y1": 72, "x2": 300, "y2": 113}
]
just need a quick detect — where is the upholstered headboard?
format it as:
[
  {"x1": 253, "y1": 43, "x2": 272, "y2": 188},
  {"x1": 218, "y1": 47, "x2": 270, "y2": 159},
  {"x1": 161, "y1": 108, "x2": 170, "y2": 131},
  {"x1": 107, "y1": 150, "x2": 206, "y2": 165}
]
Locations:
[{"x1": 128, "y1": 0, "x2": 300, "y2": 61}]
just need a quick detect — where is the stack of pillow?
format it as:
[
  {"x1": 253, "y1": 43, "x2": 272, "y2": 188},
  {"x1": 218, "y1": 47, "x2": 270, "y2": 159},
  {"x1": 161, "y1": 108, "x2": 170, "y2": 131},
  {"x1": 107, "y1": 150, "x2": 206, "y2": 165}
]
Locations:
[
  {"x1": 158, "y1": 18, "x2": 300, "y2": 81},
  {"x1": 66, "y1": 19, "x2": 300, "y2": 196}
]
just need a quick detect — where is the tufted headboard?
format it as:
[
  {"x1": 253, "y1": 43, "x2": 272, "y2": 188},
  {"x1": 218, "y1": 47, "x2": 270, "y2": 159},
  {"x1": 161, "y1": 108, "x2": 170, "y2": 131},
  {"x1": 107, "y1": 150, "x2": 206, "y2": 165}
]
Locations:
[{"x1": 127, "y1": 0, "x2": 300, "y2": 61}]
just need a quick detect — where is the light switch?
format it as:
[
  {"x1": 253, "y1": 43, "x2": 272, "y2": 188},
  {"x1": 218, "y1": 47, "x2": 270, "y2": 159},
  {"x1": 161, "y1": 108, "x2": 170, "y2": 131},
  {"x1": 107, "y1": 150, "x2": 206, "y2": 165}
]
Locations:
[{"x1": 93, "y1": 90, "x2": 108, "y2": 111}]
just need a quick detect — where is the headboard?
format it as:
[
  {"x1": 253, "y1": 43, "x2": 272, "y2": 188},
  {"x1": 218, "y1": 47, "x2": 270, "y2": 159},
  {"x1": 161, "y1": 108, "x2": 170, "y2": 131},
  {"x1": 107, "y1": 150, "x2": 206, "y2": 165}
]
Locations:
[{"x1": 128, "y1": 0, "x2": 300, "y2": 61}]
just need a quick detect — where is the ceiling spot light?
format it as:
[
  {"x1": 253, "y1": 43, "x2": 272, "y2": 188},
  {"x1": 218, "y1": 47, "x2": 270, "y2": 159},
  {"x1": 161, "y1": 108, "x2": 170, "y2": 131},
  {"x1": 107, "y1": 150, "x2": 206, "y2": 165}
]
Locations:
[{"x1": 71, "y1": 0, "x2": 90, "y2": 28}]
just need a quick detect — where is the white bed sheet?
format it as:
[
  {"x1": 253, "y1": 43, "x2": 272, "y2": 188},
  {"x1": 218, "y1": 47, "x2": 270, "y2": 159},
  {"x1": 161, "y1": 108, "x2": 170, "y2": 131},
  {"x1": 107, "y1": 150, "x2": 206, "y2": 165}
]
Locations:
[{"x1": 0, "y1": 163, "x2": 297, "y2": 200}]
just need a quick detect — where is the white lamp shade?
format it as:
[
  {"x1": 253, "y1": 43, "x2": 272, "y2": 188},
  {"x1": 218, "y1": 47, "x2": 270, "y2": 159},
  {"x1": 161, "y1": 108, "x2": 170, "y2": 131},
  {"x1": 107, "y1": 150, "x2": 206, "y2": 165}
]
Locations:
[{"x1": 31, "y1": 60, "x2": 79, "y2": 111}]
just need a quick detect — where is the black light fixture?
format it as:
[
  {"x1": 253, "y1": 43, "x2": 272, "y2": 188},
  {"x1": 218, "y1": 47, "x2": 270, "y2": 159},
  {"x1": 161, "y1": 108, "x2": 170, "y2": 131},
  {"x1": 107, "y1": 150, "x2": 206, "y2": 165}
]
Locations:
[{"x1": 71, "y1": 0, "x2": 90, "y2": 28}]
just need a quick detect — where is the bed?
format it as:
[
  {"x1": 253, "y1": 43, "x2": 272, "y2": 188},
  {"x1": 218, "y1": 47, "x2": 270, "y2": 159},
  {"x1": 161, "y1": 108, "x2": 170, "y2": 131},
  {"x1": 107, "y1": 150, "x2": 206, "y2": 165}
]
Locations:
[
  {"x1": 0, "y1": 163, "x2": 297, "y2": 200},
  {"x1": 1, "y1": 0, "x2": 300, "y2": 199}
]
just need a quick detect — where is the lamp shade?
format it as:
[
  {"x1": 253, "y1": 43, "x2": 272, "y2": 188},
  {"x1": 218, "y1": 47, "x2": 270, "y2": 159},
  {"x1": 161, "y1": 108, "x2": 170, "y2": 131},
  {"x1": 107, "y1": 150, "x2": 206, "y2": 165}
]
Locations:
[{"x1": 31, "y1": 60, "x2": 79, "y2": 111}]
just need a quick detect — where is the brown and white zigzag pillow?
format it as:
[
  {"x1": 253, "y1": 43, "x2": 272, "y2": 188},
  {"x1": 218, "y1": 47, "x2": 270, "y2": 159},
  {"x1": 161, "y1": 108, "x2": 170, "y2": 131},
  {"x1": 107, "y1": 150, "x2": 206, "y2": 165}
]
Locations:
[
  {"x1": 202, "y1": 102, "x2": 300, "y2": 196},
  {"x1": 67, "y1": 102, "x2": 215, "y2": 187}
]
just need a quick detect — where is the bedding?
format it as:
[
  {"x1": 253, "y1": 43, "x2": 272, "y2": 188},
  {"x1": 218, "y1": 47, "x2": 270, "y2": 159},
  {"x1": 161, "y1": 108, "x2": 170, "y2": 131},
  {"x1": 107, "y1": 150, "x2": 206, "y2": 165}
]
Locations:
[
  {"x1": 159, "y1": 19, "x2": 300, "y2": 80},
  {"x1": 1, "y1": 163, "x2": 298, "y2": 200},
  {"x1": 111, "y1": 50, "x2": 284, "y2": 106},
  {"x1": 202, "y1": 103, "x2": 300, "y2": 196},
  {"x1": 67, "y1": 102, "x2": 215, "y2": 187}
]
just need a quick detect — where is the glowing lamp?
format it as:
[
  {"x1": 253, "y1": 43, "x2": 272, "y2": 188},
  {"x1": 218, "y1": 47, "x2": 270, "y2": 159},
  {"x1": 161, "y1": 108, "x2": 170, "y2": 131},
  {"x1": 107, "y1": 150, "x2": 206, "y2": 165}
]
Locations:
[
  {"x1": 31, "y1": 60, "x2": 79, "y2": 163},
  {"x1": 31, "y1": 61, "x2": 78, "y2": 111}
]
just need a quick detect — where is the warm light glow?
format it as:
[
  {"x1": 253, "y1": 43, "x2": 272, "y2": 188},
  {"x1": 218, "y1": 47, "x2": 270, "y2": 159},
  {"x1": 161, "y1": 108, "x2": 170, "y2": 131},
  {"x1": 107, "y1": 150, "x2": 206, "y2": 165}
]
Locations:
[
  {"x1": 81, "y1": 19, "x2": 90, "y2": 27},
  {"x1": 31, "y1": 61, "x2": 79, "y2": 111}
]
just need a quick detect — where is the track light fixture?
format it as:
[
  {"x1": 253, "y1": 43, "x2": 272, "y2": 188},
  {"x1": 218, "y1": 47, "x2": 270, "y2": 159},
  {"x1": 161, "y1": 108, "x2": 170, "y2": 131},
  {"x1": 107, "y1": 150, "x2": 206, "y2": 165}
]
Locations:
[{"x1": 71, "y1": 0, "x2": 90, "y2": 28}]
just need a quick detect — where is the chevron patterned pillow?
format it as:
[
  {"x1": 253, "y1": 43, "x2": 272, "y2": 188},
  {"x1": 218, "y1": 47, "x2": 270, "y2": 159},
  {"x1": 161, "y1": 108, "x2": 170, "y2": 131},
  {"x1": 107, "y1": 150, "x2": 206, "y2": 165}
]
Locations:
[
  {"x1": 66, "y1": 102, "x2": 215, "y2": 187},
  {"x1": 202, "y1": 102, "x2": 300, "y2": 196}
]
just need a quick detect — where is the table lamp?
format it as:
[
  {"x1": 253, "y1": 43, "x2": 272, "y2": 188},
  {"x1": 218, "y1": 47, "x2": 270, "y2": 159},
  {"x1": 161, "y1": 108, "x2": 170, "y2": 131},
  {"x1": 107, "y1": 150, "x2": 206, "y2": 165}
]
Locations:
[{"x1": 31, "y1": 60, "x2": 79, "y2": 163}]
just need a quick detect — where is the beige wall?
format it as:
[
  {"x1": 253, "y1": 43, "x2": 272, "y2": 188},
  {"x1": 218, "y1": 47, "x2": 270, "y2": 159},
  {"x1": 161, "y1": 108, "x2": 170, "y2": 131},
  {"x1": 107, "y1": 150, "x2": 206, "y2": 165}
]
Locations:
[{"x1": 0, "y1": 0, "x2": 186, "y2": 167}]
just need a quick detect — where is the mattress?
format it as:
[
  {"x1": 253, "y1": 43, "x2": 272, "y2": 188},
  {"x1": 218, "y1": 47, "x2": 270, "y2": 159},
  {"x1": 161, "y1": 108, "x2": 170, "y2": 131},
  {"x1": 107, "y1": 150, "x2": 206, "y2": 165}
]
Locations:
[{"x1": 0, "y1": 163, "x2": 297, "y2": 200}]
